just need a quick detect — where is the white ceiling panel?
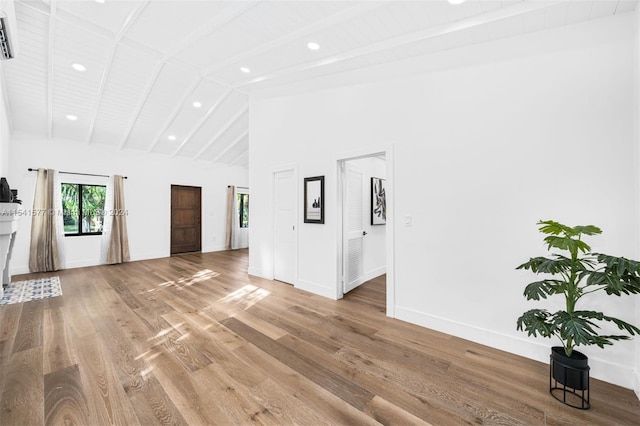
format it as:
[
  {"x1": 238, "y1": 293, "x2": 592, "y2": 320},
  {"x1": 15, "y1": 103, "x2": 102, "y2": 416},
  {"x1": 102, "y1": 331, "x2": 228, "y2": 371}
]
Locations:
[
  {"x1": 126, "y1": 1, "x2": 232, "y2": 55},
  {"x1": 53, "y1": 116, "x2": 91, "y2": 142},
  {"x1": 207, "y1": 131, "x2": 249, "y2": 165},
  {"x1": 175, "y1": 1, "x2": 352, "y2": 69},
  {"x1": 52, "y1": 20, "x2": 112, "y2": 139},
  {"x1": 2, "y1": 0, "x2": 637, "y2": 170},
  {"x1": 3, "y1": 2, "x2": 49, "y2": 133},
  {"x1": 199, "y1": 113, "x2": 249, "y2": 162},
  {"x1": 55, "y1": 0, "x2": 141, "y2": 35},
  {"x1": 176, "y1": 91, "x2": 248, "y2": 158},
  {"x1": 124, "y1": 62, "x2": 200, "y2": 150},
  {"x1": 150, "y1": 80, "x2": 232, "y2": 155},
  {"x1": 230, "y1": 150, "x2": 249, "y2": 168},
  {"x1": 90, "y1": 43, "x2": 162, "y2": 146}
]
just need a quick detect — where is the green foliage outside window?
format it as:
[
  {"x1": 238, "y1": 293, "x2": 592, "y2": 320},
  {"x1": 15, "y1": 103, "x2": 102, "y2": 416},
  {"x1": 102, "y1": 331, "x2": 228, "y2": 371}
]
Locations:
[
  {"x1": 238, "y1": 193, "x2": 249, "y2": 228},
  {"x1": 62, "y1": 183, "x2": 106, "y2": 235}
]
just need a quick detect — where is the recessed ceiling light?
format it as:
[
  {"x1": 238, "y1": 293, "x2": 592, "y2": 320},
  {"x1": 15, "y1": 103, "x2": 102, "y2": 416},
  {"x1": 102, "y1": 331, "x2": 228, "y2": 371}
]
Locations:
[
  {"x1": 307, "y1": 42, "x2": 320, "y2": 51},
  {"x1": 193, "y1": 101, "x2": 202, "y2": 108},
  {"x1": 168, "y1": 135, "x2": 176, "y2": 141},
  {"x1": 95, "y1": 0, "x2": 105, "y2": 4},
  {"x1": 71, "y1": 63, "x2": 86, "y2": 72},
  {"x1": 448, "y1": 0, "x2": 466, "y2": 4},
  {"x1": 240, "y1": 67, "x2": 250, "y2": 73},
  {"x1": 66, "y1": 114, "x2": 78, "y2": 121}
]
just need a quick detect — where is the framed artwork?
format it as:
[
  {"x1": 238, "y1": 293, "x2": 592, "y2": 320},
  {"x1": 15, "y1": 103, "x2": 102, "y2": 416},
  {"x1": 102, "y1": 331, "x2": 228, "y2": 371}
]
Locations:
[
  {"x1": 371, "y1": 177, "x2": 386, "y2": 225},
  {"x1": 304, "y1": 176, "x2": 324, "y2": 224}
]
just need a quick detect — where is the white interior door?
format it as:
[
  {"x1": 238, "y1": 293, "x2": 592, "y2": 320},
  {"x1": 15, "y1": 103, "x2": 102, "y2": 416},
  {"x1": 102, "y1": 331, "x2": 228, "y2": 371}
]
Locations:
[
  {"x1": 274, "y1": 169, "x2": 296, "y2": 284},
  {"x1": 343, "y1": 163, "x2": 365, "y2": 293}
]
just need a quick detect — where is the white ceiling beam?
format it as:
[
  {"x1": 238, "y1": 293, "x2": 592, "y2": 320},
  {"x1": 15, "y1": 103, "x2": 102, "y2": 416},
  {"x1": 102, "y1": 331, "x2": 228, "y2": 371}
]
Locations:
[
  {"x1": 86, "y1": 0, "x2": 150, "y2": 144},
  {"x1": 206, "y1": 129, "x2": 248, "y2": 164},
  {"x1": 117, "y1": 61, "x2": 164, "y2": 150},
  {"x1": 233, "y1": 0, "x2": 560, "y2": 89},
  {"x1": 146, "y1": 75, "x2": 203, "y2": 153},
  {"x1": 194, "y1": 107, "x2": 248, "y2": 160},
  {"x1": 163, "y1": 0, "x2": 261, "y2": 60},
  {"x1": 46, "y1": 0, "x2": 57, "y2": 139},
  {"x1": 202, "y1": 1, "x2": 387, "y2": 76},
  {"x1": 172, "y1": 89, "x2": 233, "y2": 156}
]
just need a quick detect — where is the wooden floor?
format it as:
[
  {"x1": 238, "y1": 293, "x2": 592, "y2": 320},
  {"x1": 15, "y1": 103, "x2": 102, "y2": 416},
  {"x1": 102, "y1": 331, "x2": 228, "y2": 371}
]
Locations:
[{"x1": 1, "y1": 250, "x2": 639, "y2": 425}]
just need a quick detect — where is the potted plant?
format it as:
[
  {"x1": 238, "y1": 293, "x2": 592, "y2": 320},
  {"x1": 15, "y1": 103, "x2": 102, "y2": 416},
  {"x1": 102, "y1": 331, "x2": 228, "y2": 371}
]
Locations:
[{"x1": 516, "y1": 220, "x2": 640, "y2": 409}]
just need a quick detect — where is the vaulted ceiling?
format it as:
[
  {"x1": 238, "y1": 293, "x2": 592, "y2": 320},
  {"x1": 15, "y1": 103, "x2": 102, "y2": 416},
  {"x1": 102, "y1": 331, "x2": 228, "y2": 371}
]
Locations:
[{"x1": 2, "y1": 0, "x2": 637, "y2": 168}]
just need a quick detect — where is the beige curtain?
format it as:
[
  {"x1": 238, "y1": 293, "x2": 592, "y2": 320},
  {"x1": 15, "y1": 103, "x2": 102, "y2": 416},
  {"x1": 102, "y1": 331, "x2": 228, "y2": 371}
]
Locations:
[
  {"x1": 29, "y1": 169, "x2": 60, "y2": 272},
  {"x1": 225, "y1": 185, "x2": 240, "y2": 250},
  {"x1": 106, "y1": 175, "x2": 130, "y2": 264},
  {"x1": 225, "y1": 185, "x2": 235, "y2": 250}
]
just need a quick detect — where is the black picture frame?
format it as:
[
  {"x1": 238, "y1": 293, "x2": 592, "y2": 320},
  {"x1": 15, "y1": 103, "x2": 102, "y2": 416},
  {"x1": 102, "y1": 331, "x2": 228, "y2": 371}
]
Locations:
[
  {"x1": 304, "y1": 176, "x2": 324, "y2": 224},
  {"x1": 371, "y1": 177, "x2": 386, "y2": 225}
]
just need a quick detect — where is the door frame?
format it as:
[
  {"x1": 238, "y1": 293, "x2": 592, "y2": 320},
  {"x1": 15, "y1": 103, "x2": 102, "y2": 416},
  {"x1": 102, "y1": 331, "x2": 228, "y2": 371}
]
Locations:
[
  {"x1": 336, "y1": 145, "x2": 395, "y2": 318},
  {"x1": 271, "y1": 164, "x2": 299, "y2": 286}
]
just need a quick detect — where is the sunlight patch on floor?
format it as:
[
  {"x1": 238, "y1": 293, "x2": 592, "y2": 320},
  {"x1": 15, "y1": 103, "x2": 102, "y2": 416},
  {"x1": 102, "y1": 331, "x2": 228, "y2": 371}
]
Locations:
[
  {"x1": 150, "y1": 322, "x2": 185, "y2": 341},
  {"x1": 150, "y1": 269, "x2": 221, "y2": 293},
  {"x1": 217, "y1": 284, "x2": 270, "y2": 310}
]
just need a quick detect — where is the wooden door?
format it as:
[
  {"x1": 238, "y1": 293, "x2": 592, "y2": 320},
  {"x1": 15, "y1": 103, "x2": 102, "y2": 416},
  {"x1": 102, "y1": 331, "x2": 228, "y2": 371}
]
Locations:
[
  {"x1": 171, "y1": 185, "x2": 201, "y2": 255},
  {"x1": 274, "y1": 169, "x2": 296, "y2": 284}
]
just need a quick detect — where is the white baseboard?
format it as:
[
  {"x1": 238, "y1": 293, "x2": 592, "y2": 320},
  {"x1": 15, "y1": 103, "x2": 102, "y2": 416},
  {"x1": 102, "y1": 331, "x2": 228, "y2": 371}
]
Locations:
[
  {"x1": 131, "y1": 251, "x2": 169, "y2": 262},
  {"x1": 395, "y1": 305, "x2": 637, "y2": 390},
  {"x1": 11, "y1": 265, "x2": 30, "y2": 276},
  {"x1": 635, "y1": 371, "x2": 640, "y2": 400},
  {"x1": 296, "y1": 278, "x2": 337, "y2": 300},
  {"x1": 248, "y1": 266, "x2": 271, "y2": 280},
  {"x1": 362, "y1": 266, "x2": 386, "y2": 283},
  {"x1": 202, "y1": 244, "x2": 227, "y2": 253}
]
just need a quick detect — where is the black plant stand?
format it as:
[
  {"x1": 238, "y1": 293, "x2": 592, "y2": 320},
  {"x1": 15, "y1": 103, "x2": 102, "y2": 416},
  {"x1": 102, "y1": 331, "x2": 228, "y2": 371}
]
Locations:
[{"x1": 550, "y1": 349, "x2": 590, "y2": 410}]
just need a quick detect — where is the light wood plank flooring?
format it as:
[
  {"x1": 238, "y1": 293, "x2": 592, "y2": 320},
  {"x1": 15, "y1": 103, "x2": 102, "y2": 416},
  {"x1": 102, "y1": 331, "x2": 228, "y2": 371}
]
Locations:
[{"x1": 1, "y1": 249, "x2": 639, "y2": 425}]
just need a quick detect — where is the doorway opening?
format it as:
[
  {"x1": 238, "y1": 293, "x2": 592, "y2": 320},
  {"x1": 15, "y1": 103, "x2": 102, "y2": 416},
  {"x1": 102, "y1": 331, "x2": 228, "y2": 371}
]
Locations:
[{"x1": 337, "y1": 147, "x2": 394, "y2": 318}]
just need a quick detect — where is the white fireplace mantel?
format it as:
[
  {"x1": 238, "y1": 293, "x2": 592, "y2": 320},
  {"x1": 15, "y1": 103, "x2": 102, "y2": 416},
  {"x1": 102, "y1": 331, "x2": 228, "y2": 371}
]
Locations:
[{"x1": 0, "y1": 202, "x2": 21, "y2": 298}]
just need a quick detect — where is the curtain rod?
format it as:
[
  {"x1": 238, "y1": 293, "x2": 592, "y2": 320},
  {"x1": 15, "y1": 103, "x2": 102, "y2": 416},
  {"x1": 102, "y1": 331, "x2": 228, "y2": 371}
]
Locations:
[
  {"x1": 28, "y1": 168, "x2": 128, "y2": 179},
  {"x1": 228, "y1": 185, "x2": 249, "y2": 190}
]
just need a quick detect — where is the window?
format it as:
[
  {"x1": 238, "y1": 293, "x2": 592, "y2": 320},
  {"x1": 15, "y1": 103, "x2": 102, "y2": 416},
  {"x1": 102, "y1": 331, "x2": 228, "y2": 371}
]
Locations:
[
  {"x1": 61, "y1": 183, "x2": 106, "y2": 236},
  {"x1": 238, "y1": 193, "x2": 249, "y2": 228}
]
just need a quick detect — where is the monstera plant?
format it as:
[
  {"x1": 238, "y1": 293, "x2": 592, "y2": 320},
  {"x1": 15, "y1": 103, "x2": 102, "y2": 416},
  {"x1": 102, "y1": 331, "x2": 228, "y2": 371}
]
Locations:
[{"x1": 516, "y1": 220, "x2": 640, "y2": 408}]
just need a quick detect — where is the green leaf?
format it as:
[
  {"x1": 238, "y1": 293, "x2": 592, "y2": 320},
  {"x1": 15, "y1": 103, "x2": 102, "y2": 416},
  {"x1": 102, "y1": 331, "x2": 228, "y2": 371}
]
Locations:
[
  {"x1": 575, "y1": 311, "x2": 640, "y2": 336},
  {"x1": 596, "y1": 254, "x2": 640, "y2": 276},
  {"x1": 555, "y1": 312, "x2": 599, "y2": 346},
  {"x1": 523, "y1": 280, "x2": 565, "y2": 300},
  {"x1": 517, "y1": 309, "x2": 557, "y2": 338},
  {"x1": 585, "y1": 271, "x2": 626, "y2": 295},
  {"x1": 570, "y1": 225, "x2": 602, "y2": 236},
  {"x1": 537, "y1": 220, "x2": 601, "y2": 238},
  {"x1": 516, "y1": 256, "x2": 572, "y2": 274},
  {"x1": 537, "y1": 220, "x2": 575, "y2": 236},
  {"x1": 543, "y1": 235, "x2": 591, "y2": 254}
]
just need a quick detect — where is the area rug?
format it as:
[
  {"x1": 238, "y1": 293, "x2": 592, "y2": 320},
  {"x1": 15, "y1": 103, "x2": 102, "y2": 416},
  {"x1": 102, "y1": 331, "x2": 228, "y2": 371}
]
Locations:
[{"x1": 0, "y1": 276, "x2": 62, "y2": 305}]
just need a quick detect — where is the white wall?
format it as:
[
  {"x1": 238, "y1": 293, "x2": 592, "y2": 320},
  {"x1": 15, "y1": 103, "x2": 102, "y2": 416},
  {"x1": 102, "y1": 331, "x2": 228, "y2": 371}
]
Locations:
[
  {"x1": 635, "y1": 5, "x2": 640, "y2": 401},
  {"x1": 250, "y1": 13, "x2": 639, "y2": 389},
  {"x1": 0, "y1": 65, "x2": 10, "y2": 180},
  {"x1": 346, "y1": 156, "x2": 386, "y2": 283},
  {"x1": 8, "y1": 133, "x2": 247, "y2": 273}
]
